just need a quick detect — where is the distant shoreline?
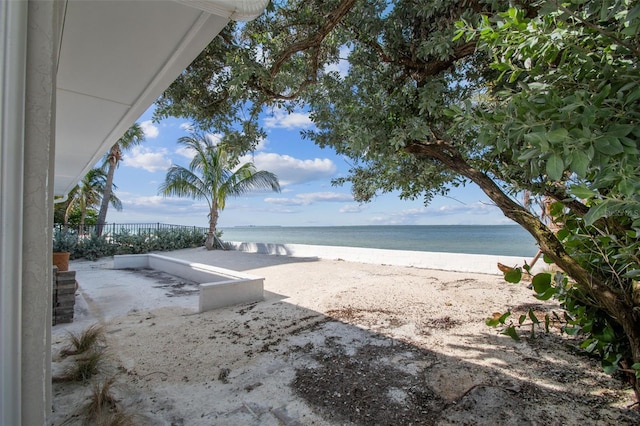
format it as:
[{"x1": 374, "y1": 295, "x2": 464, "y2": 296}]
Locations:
[{"x1": 219, "y1": 224, "x2": 539, "y2": 258}]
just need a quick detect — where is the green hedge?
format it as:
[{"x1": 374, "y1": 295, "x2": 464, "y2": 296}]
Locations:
[{"x1": 54, "y1": 228, "x2": 210, "y2": 261}]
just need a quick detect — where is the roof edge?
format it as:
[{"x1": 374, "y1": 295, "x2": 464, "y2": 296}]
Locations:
[{"x1": 177, "y1": 0, "x2": 269, "y2": 21}]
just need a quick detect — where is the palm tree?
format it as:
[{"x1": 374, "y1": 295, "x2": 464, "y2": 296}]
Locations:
[
  {"x1": 65, "y1": 168, "x2": 122, "y2": 233},
  {"x1": 159, "y1": 133, "x2": 280, "y2": 250},
  {"x1": 96, "y1": 123, "x2": 145, "y2": 236}
]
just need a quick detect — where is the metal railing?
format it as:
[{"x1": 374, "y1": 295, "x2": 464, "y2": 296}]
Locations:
[{"x1": 54, "y1": 222, "x2": 209, "y2": 237}]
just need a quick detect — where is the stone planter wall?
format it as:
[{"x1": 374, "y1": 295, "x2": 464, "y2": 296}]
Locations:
[{"x1": 53, "y1": 267, "x2": 76, "y2": 325}]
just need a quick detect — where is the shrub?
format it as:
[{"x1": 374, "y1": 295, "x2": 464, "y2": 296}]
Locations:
[
  {"x1": 53, "y1": 228, "x2": 78, "y2": 254},
  {"x1": 55, "y1": 225, "x2": 208, "y2": 261},
  {"x1": 76, "y1": 234, "x2": 115, "y2": 261}
]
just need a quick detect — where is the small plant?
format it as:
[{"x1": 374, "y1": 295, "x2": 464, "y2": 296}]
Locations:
[
  {"x1": 61, "y1": 324, "x2": 105, "y2": 357},
  {"x1": 82, "y1": 378, "x2": 118, "y2": 420},
  {"x1": 76, "y1": 234, "x2": 115, "y2": 261},
  {"x1": 62, "y1": 377, "x2": 136, "y2": 426},
  {"x1": 53, "y1": 228, "x2": 78, "y2": 253},
  {"x1": 74, "y1": 351, "x2": 103, "y2": 382},
  {"x1": 54, "y1": 324, "x2": 106, "y2": 383},
  {"x1": 54, "y1": 224, "x2": 207, "y2": 260},
  {"x1": 54, "y1": 350, "x2": 103, "y2": 383}
]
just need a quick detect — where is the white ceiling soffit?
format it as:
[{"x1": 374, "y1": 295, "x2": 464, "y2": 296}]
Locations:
[
  {"x1": 54, "y1": 0, "x2": 268, "y2": 197},
  {"x1": 180, "y1": 0, "x2": 269, "y2": 20}
]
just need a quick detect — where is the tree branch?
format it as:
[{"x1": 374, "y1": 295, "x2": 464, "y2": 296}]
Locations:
[
  {"x1": 402, "y1": 139, "x2": 627, "y2": 319},
  {"x1": 269, "y1": 0, "x2": 359, "y2": 77}
]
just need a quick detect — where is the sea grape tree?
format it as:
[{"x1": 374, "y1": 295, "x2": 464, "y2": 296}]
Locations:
[
  {"x1": 457, "y1": 0, "x2": 640, "y2": 393},
  {"x1": 157, "y1": 0, "x2": 640, "y2": 398}
]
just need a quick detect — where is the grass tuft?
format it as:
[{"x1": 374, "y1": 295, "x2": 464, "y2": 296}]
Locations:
[
  {"x1": 65, "y1": 377, "x2": 137, "y2": 426},
  {"x1": 54, "y1": 351, "x2": 104, "y2": 383},
  {"x1": 61, "y1": 324, "x2": 105, "y2": 357}
]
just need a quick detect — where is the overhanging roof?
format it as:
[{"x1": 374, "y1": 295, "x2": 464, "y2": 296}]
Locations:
[{"x1": 54, "y1": 0, "x2": 267, "y2": 197}]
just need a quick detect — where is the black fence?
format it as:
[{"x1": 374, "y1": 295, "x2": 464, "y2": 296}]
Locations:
[
  {"x1": 53, "y1": 223, "x2": 211, "y2": 260},
  {"x1": 55, "y1": 222, "x2": 209, "y2": 237}
]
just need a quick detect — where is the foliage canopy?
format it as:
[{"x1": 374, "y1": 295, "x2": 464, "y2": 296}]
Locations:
[{"x1": 157, "y1": 0, "x2": 640, "y2": 399}]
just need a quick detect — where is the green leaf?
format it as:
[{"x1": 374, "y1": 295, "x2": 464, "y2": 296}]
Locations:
[
  {"x1": 498, "y1": 311, "x2": 511, "y2": 324},
  {"x1": 598, "y1": 326, "x2": 616, "y2": 343},
  {"x1": 549, "y1": 202, "x2": 564, "y2": 216},
  {"x1": 606, "y1": 124, "x2": 635, "y2": 138},
  {"x1": 504, "y1": 267, "x2": 522, "y2": 283},
  {"x1": 569, "y1": 185, "x2": 596, "y2": 199},
  {"x1": 528, "y1": 308, "x2": 540, "y2": 325},
  {"x1": 580, "y1": 338, "x2": 598, "y2": 353},
  {"x1": 563, "y1": 326, "x2": 580, "y2": 336},
  {"x1": 583, "y1": 202, "x2": 610, "y2": 226},
  {"x1": 569, "y1": 151, "x2": 590, "y2": 178},
  {"x1": 546, "y1": 128, "x2": 568, "y2": 144},
  {"x1": 546, "y1": 154, "x2": 564, "y2": 181},
  {"x1": 602, "y1": 354, "x2": 622, "y2": 374},
  {"x1": 534, "y1": 286, "x2": 556, "y2": 301},
  {"x1": 487, "y1": 311, "x2": 511, "y2": 327},
  {"x1": 542, "y1": 253, "x2": 554, "y2": 264},
  {"x1": 518, "y1": 149, "x2": 541, "y2": 161},
  {"x1": 632, "y1": 363, "x2": 640, "y2": 378},
  {"x1": 523, "y1": 132, "x2": 546, "y2": 144},
  {"x1": 623, "y1": 269, "x2": 640, "y2": 278},
  {"x1": 486, "y1": 317, "x2": 500, "y2": 327},
  {"x1": 594, "y1": 136, "x2": 624, "y2": 155},
  {"x1": 532, "y1": 273, "x2": 552, "y2": 293},
  {"x1": 518, "y1": 314, "x2": 527, "y2": 325},
  {"x1": 501, "y1": 326, "x2": 521, "y2": 341}
]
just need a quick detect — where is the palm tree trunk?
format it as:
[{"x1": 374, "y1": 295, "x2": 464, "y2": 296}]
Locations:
[
  {"x1": 63, "y1": 201, "x2": 73, "y2": 231},
  {"x1": 79, "y1": 205, "x2": 86, "y2": 236},
  {"x1": 96, "y1": 158, "x2": 116, "y2": 236},
  {"x1": 205, "y1": 206, "x2": 220, "y2": 250}
]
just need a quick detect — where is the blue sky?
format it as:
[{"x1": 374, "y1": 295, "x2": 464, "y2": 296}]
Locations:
[{"x1": 104, "y1": 105, "x2": 515, "y2": 228}]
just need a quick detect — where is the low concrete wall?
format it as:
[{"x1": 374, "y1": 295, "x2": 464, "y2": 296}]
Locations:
[
  {"x1": 113, "y1": 254, "x2": 264, "y2": 312},
  {"x1": 225, "y1": 242, "x2": 545, "y2": 275}
]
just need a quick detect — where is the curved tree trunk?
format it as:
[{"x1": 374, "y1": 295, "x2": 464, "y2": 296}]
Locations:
[
  {"x1": 79, "y1": 201, "x2": 87, "y2": 236},
  {"x1": 96, "y1": 158, "x2": 116, "y2": 236},
  {"x1": 405, "y1": 141, "x2": 640, "y2": 388}
]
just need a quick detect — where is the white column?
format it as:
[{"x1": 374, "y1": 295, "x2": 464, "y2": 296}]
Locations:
[
  {"x1": 22, "y1": 0, "x2": 60, "y2": 423},
  {"x1": 0, "y1": 0, "x2": 28, "y2": 424}
]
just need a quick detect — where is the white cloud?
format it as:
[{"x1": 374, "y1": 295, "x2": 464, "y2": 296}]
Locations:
[
  {"x1": 369, "y1": 202, "x2": 501, "y2": 225},
  {"x1": 254, "y1": 136, "x2": 268, "y2": 152},
  {"x1": 122, "y1": 146, "x2": 171, "y2": 172},
  {"x1": 339, "y1": 203, "x2": 366, "y2": 213},
  {"x1": 324, "y1": 45, "x2": 351, "y2": 78},
  {"x1": 369, "y1": 208, "x2": 427, "y2": 225},
  {"x1": 205, "y1": 133, "x2": 223, "y2": 145},
  {"x1": 179, "y1": 122, "x2": 194, "y2": 132},
  {"x1": 140, "y1": 120, "x2": 159, "y2": 138},
  {"x1": 431, "y1": 202, "x2": 496, "y2": 216},
  {"x1": 265, "y1": 191, "x2": 352, "y2": 207},
  {"x1": 175, "y1": 146, "x2": 195, "y2": 160},
  {"x1": 243, "y1": 152, "x2": 337, "y2": 186},
  {"x1": 123, "y1": 195, "x2": 209, "y2": 216},
  {"x1": 263, "y1": 108, "x2": 313, "y2": 129}
]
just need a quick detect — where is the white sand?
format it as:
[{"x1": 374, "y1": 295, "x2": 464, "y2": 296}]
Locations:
[{"x1": 51, "y1": 247, "x2": 639, "y2": 425}]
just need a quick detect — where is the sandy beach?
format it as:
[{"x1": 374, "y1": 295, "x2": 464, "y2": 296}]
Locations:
[{"x1": 51, "y1": 247, "x2": 640, "y2": 425}]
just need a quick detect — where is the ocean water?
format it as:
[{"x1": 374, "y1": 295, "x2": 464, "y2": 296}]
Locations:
[{"x1": 219, "y1": 225, "x2": 540, "y2": 257}]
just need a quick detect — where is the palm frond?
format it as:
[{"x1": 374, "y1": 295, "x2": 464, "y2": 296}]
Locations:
[
  {"x1": 228, "y1": 167, "x2": 281, "y2": 197},
  {"x1": 159, "y1": 165, "x2": 211, "y2": 206},
  {"x1": 160, "y1": 132, "x2": 280, "y2": 223}
]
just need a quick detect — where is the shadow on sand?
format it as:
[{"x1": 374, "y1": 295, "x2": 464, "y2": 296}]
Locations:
[{"x1": 51, "y1": 251, "x2": 640, "y2": 425}]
